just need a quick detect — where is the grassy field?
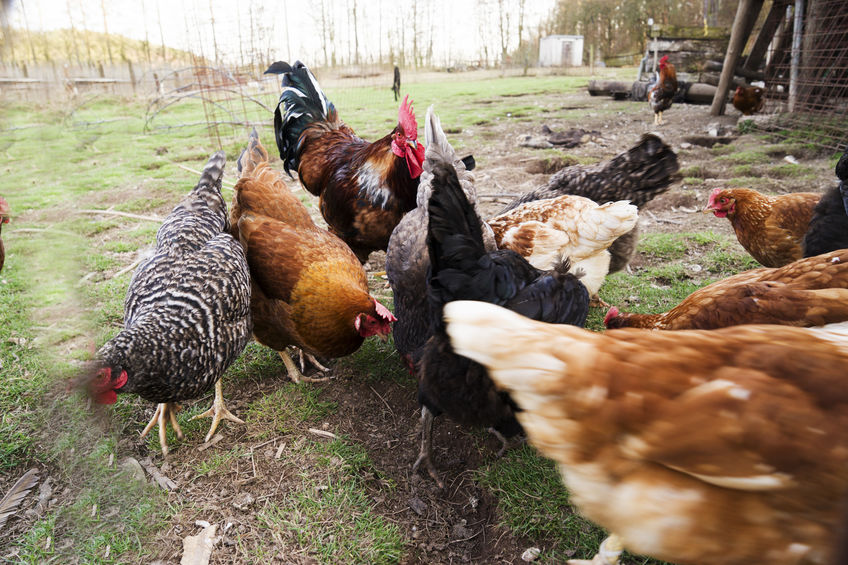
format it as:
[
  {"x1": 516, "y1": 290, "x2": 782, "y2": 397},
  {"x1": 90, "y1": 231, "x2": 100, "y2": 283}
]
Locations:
[{"x1": 0, "y1": 69, "x2": 835, "y2": 564}]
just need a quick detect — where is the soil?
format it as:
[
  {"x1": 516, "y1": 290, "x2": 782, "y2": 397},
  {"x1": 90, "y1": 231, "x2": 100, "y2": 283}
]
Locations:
[{"x1": 3, "y1": 87, "x2": 839, "y2": 564}]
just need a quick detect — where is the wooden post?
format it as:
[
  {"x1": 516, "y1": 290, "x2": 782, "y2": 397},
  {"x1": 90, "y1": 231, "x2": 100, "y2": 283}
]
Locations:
[
  {"x1": 788, "y1": 0, "x2": 804, "y2": 112},
  {"x1": 743, "y1": 0, "x2": 787, "y2": 74},
  {"x1": 710, "y1": 0, "x2": 764, "y2": 116}
]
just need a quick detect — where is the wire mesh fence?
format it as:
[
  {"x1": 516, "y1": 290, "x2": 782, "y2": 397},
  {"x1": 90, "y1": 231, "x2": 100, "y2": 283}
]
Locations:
[{"x1": 751, "y1": 0, "x2": 848, "y2": 153}]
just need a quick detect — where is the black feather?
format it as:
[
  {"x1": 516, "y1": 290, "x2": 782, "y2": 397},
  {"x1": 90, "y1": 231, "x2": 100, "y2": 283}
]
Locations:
[
  {"x1": 460, "y1": 154, "x2": 476, "y2": 171},
  {"x1": 803, "y1": 148, "x2": 848, "y2": 257},
  {"x1": 264, "y1": 61, "x2": 293, "y2": 75}
]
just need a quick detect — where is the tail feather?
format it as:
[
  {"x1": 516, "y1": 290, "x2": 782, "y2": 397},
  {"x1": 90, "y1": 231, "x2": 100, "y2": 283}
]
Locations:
[
  {"x1": 198, "y1": 151, "x2": 226, "y2": 193},
  {"x1": 237, "y1": 128, "x2": 268, "y2": 179},
  {"x1": 269, "y1": 61, "x2": 336, "y2": 176}
]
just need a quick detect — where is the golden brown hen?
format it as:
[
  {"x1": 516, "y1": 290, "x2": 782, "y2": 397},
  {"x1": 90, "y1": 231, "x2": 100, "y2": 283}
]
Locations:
[
  {"x1": 231, "y1": 130, "x2": 395, "y2": 382},
  {"x1": 732, "y1": 86, "x2": 765, "y2": 116},
  {"x1": 705, "y1": 187, "x2": 821, "y2": 267},
  {"x1": 446, "y1": 300, "x2": 848, "y2": 565},
  {"x1": 604, "y1": 249, "x2": 848, "y2": 330}
]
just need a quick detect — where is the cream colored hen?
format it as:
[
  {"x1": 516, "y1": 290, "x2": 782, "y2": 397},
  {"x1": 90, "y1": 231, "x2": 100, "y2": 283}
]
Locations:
[
  {"x1": 488, "y1": 195, "x2": 637, "y2": 298},
  {"x1": 445, "y1": 300, "x2": 848, "y2": 565}
]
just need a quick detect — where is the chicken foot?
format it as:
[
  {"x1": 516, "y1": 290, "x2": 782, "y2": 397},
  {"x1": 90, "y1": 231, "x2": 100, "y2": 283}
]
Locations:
[
  {"x1": 191, "y1": 379, "x2": 244, "y2": 442},
  {"x1": 279, "y1": 350, "x2": 329, "y2": 383},
  {"x1": 140, "y1": 402, "x2": 183, "y2": 457},
  {"x1": 488, "y1": 428, "x2": 526, "y2": 458},
  {"x1": 567, "y1": 534, "x2": 623, "y2": 565},
  {"x1": 412, "y1": 406, "x2": 444, "y2": 488},
  {"x1": 297, "y1": 348, "x2": 330, "y2": 374}
]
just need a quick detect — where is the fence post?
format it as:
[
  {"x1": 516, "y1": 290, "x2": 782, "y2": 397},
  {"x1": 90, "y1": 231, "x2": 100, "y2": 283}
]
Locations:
[{"x1": 788, "y1": 0, "x2": 804, "y2": 112}]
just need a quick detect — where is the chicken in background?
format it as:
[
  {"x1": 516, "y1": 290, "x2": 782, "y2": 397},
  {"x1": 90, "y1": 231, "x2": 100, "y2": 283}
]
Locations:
[
  {"x1": 446, "y1": 300, "x2": 848, "y2": 565},
  {"x1": 803, "y1": 150, "x2": 848, "y2": 257},
  {"x1": 488, "y1": 194, "x2": 637, "y2": 300},
  {"x1": 500, "y1": 133, "x2": 680, "y2": 274},
  {"x1": 89, "y1": 152, "x2": 253, "y2": 455},
  {"x1": 604, "y1": 249, "x2": 848, "y2": 330},
  {"x1": 386, "y1": 107, "x2": 495, "y2": 373},
  {"x1": 265, "y1": 60, "x2": 425, "y2": 263},
  {"x1": 648, "y1": 55, "x2": 678, "y2": 125},
  {"x1": 732, "y1": 85, "x2": 765, "y2": 116},
  {"x1": 705, "y1": 187, "x2": 821, "y2": 267},
  {"x1": 0, "y1": 196, "x2": 10, "y2": 273},
  {"x1": 412, "y1": 123, "x2": 589, "y2": 485},
  {"x1": 230, "y1": 129, "x2": 395, "y2": 383}
]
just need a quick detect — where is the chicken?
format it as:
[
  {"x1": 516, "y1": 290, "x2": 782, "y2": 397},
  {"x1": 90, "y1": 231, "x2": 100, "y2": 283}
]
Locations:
[
  {"x1": 386, "y1": 107, "x2": 495, "y2": 372},
  {"x1": 0, "y1": 196, "x2": 10, "y2": 273},
  {"x1": 648, "y1": 55, "x2": 678, "y2": 125},
  {"x1": 604, "y1": 249, "x2": 848, "y2": 330},
  {"x1": 445, "y1": 300, "x2": 848, "y2": 565},
  {"x1": 732, "y1": 85, "x2": 765, "y2": 116},
  {"x1": 412, "y1": 124, "x2": 589, "y2": 485},
  {"x1": 488, "y1": 195, "x2": 637, "y2": 298},
  {"x1": 89, "y1": 152, "x2": 253, "y2": 456},
  {"x1": 705, "y1": 187, "x2": 821, "y2": 267},
  {"x1": 230, "y1": 129, "x2": 395, "y2": 383},
  {"x1": 500, "y1": 133, "x2": 679, "y2": 274},
  {"x1": 265, "y1": 60, "x2": 425, "y2": 263},
  {"x1": 803, "y1": 150, "x2": 848, "y2": 257}
]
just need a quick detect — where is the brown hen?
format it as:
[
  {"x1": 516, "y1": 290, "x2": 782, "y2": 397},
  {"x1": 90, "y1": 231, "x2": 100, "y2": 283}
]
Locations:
[
  {"x1": 605, "y1": 249, "x2": 848, "y2": 330},
  {"x1": 231, "y1": 130, "x2": 395, "y2": 382},
  {"x1": 447, "y1": 300, "x2": 848, "y2": 565},
  {"x1": 706, "y1": 187, "x2": 821, "y2": 267},
  {"x1": 732, "y1": 86, "x2": 765, "y2": 115}
]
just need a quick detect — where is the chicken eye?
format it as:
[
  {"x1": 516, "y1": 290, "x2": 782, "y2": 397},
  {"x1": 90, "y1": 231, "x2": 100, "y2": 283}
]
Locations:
[{"x1": 720, "y1": 198, "x2": 727, "y2": 203}]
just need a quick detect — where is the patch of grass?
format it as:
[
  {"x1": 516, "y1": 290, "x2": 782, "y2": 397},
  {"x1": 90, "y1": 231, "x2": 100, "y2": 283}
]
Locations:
[
  {"x1": 714, "y1": 148, "x2": 770, "y2": 165},
  {"x1": 682, "y1": 177, "x2": 705, "y2": 185},
  {"x1": 766, "y1": 163, "x2": 815, "y2": 179},
  {"x1": 636, "y1": 233, "x2": 689, "y2": 259},
  {"x1": 336, "y1": 337, "x2": 413, "y2": 385},
  {"x1": 246, "y1": 382, "x2": 338, "y2": 438},
  {"x1": 679, "y1": 164, "x2": 708, "y2": 178},
  {"x1": 256, "y1": 437, "x2": 404, "y2": 565},
  {"x1": 194, "y1": 446, "x2": 247, "y2": 476}
]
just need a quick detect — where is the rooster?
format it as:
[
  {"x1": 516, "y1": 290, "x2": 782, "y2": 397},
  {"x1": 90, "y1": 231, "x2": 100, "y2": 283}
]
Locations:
[
  {"x1": 705, "y1": 187, "x2": 821, "y2": 267},
  {"x1": 446, "y1": 300, "x2": 848, "y2": 565},
  {"x1": 500, "y1": 133, "x2": 679, "y2": 274},
  {"x1": 89, "y1": 153, "x2": 253, "y2": 455},
  {"x1": 230, "y1": 129, "x2": 395, "y2": 383},
  {"x1": 265, "y1": 60, "x2": 425, "y2": 263},
  {"x1": 411, "y1": 113, "x2": 589, "y2": 485},
  {"x1": 732, "y1": 86, "x2": 765, "y2": 116},
  {"x1": 804, "y1": 150, "x2": 848, "y2": 257},
  {"x1": 648, "y1": 55, "x2": 677, "y2": 125},
  {"x1": 0, "y1": 196, "x2": 9, "y2": 273}
]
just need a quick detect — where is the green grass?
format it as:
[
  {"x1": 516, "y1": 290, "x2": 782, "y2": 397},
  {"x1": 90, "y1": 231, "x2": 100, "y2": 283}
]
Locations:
[{"x1": 246, "y1": 382, "x2": 339, "y2": 438}]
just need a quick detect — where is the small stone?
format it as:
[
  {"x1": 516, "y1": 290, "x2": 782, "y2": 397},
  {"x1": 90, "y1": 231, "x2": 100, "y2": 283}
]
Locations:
[
  {"x1": 408, "y1": 497, "x2": 427, "y2": 516},
  {"x1": 232, "y1": 492, "x2": 254, "y2": 511},
  {"x1": 119, "y1": 457, "x2": 146, "y2": 483},
  {"x1": 522, "y1": 547, "x2": 541, "y2": 562},
  {"x1": 680, "y1": 142, "x2": 693, "y2": 149}
]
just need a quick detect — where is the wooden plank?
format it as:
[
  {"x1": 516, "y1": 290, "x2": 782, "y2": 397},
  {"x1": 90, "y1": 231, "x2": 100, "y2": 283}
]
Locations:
[
  {"x1": 711, "y1": 0, "x2": 765, "y2": 116},
  {"x1": 743, "y1": 1, "x2": 789, "y2": 73}
]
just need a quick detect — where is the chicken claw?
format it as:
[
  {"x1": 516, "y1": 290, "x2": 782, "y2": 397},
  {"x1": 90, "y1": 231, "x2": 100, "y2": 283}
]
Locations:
[
  {"x1": 140, "y1": 402, "x2": 183, "y2": 456},
  {"x1": 297, "y1": 348, "x2": 330, "y2": 374},
  {"x1": 191, "y1": 380, "x2": 244, "y2": 442},
  {"x1": 279, "y1": 350, "x2": 330, "y2": 383},
  {"x1": 412, "y1": 406, "x2": 444, "y2": 488},
  {"x1": 567, "y1": 535, "x2": 623, "y2": 565}
]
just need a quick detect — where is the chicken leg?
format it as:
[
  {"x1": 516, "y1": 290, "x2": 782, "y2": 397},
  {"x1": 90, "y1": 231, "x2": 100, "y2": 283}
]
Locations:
[
  {"x1": 279, "y1": 350, "x2": 329, "y2": 383},
  {"x1": 297, "y1": 348, "x2": 330, "y2": 374},
  {"x1": 191, "y1": 379, "x2": 244, "y2": 442},
  {"x1": 140, "y1": 402, "x2": 183, "y2": 456},
  {"x1": 412, "y1": 406, "x2": 444, "y2": 488},
  {"x1": 567, "y1": 535, "x2": 623, "y2": 565}
]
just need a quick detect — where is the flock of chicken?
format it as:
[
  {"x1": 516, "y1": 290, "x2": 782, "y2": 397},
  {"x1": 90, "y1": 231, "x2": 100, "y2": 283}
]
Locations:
[{"x1": 79, "y1": 58, "x2": 848, "y2": 565}]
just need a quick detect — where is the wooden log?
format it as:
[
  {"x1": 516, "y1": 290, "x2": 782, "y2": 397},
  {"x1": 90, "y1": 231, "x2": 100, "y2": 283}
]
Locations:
[
  {"x1": 711, "y1": 0, "x2": 765, "y2": 116},
  {"x1": 686, "y1": 83, "x2": 719, "y2": 104},
  {"x1": 587, "y1": 80, "x2": 633, "y2": 96}
]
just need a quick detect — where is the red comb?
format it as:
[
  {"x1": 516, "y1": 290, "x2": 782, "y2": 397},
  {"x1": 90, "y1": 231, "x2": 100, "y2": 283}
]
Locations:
[
  {"x1": 603, "y1": 307, "x2": 619, "y2": 327},
  {"x1": 92, "y1": 367, "x2": 128, "y2": 404},
  {"x1": 374, "y1": 299, "x2": 397, "y2": 322},
  {"x1": 398, "y1": 95, "x2": 419, "y2": 140},
  {"x1": 659, "y1": 55, "x2": 669, "y2": 64}
]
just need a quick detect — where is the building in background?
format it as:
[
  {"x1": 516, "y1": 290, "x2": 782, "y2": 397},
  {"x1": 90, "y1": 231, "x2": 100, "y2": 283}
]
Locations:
[{"x1": 538, "y1": 35, "x2": 584, "y2": 67}]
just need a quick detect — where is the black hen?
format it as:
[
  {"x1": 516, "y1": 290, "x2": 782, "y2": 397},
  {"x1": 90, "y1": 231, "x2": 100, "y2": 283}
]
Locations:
[
  {"x1": 414, "y1": 147, "x2": 589, "y2": 486},
  {"x1": 803, "y1": 150, "x2": 848, "y2": 257},
  {"x1": 89, "y1": 152, "x2": 253, "y2": 455},
  {"x1": 499, "y1": 133, "x2": 679, "y2": 273}
]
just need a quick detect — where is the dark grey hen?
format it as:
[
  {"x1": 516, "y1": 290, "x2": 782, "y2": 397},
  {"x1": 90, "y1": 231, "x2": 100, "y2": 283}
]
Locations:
[
  {"x1": 500, "y1": 133, "x2": 680, "y2": 273},
  {"x1": 803, "y1": 149, "x2": 848, "y2": 258},
  {"x1": 90, "y1": 152, "x2": 252, "y2": 455}
]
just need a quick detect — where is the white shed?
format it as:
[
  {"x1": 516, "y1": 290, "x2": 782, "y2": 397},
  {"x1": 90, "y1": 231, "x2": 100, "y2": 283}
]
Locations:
[{"x1": 539, "y1": 35, "x2": 585, "y2": 67}]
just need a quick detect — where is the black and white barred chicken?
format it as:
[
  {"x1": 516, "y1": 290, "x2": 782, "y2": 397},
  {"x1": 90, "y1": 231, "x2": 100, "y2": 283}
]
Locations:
[
  {"x1": 89, "y1": 152, "x2": 253, "y2": 455},
  {"x1": 500, "y1": 134, "x2": 679, "y2": 274}
]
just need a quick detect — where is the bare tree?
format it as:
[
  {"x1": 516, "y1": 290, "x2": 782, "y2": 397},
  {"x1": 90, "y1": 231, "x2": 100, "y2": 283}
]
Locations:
[
  {"x1": 99, "y1": 0, "x2": 113, "y2": 64},
  {"x1": 351, "y1": 0, "x2": 360, "y2": 65}
]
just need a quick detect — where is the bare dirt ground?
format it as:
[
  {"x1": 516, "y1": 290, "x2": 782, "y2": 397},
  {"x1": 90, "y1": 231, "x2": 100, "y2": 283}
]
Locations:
[{"x1": 6, "y1": 87, "x2": 838, "y2": 564}]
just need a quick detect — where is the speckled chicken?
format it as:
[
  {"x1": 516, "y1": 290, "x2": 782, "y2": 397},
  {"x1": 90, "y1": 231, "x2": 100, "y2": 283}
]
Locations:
[
  {"x1": 447, "y1": 300, "x2": 848, "y2": 565},
  {"x1": 488, "y1": 194, "x2": 637, "y2": 299},
  {"x1": 386, "y1": 107, "x2": 496, "y2": 372},
  {"x1": 500, "y1": 133, "x2": 679, "y2": 274},
  {"x1": 604, "y1": 249, "x2": 848, "y2": 330},
  {"x1": 90, "y1": 152, "x2": 253, "y2": 455},
  {"x1": 804, "y1": 150, "x2": 848, "y2": 257}
]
